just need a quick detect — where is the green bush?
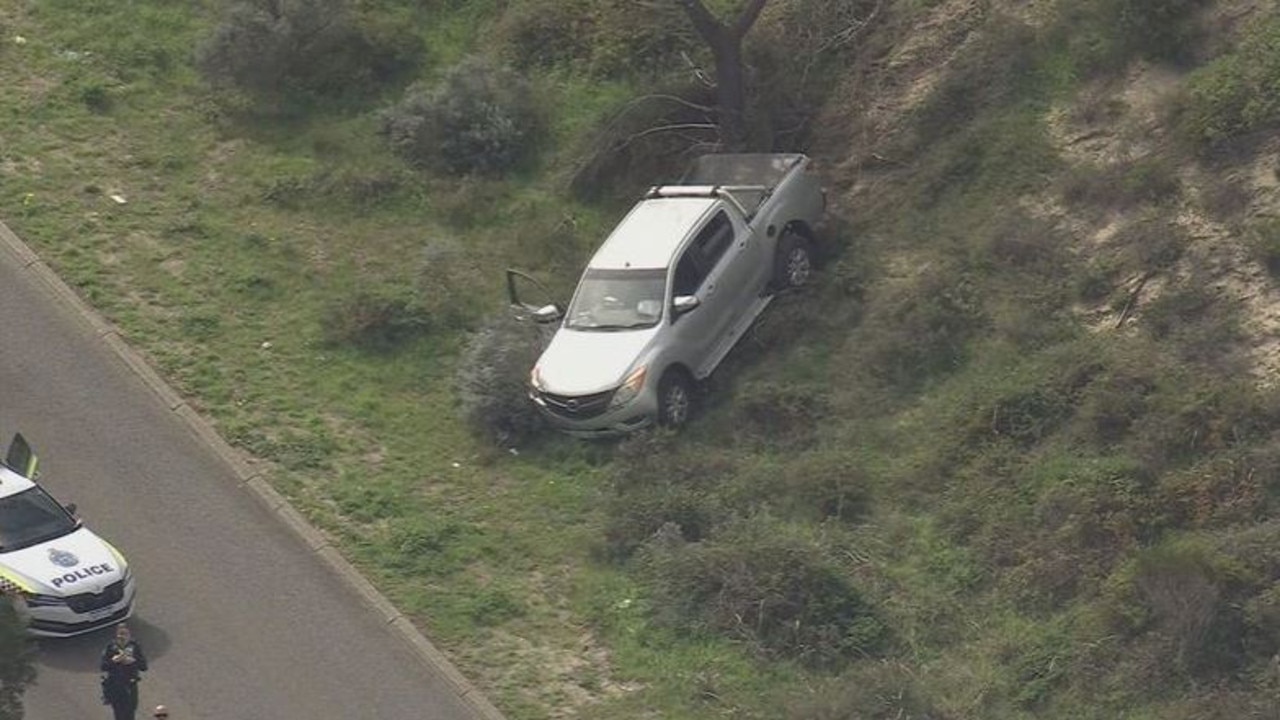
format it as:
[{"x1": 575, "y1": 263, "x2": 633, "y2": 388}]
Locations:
[
  {"x1": 321, "y1": 286, "x2": 430, "y2": 350},
  {"x1": 1060, "y1": 157, "x2": 1183, "y2": 211},
  {"x1": 496, "y1": 0, "x2": 692, "y2": 77},
  {"x1": 602, "y1": 433, "x2": 734, "y2": 559},
  {"x1": 1127, "y1": 375, "x2": 1278, "y2": 475},
  {"x1": 1138, "y1": 275, "x2": 1243, "y2": 366},
  {"x1": 776, "y1": 452, "x2": 873, "y2": 524},
  {"x1": 913, "y1": 15, "x2": 1042, "y2": 147},
  {"x1": 454, "y1": 314, "x2": 548, "y2": 447},
  {"x1": 1069, "y1": 362, "x2": 1157, "y2": 448},
  {"x1": 1180, "y1": 15, "x2": 1280, "y2": 147},
  {"x1": 1245, "y1": 218, "x2": 1280, "y2": 278},
  {"x1": 1054, "y1": 0, "x2": 1208, "y2": 77},
  {"x1": 639, "y1": 516, "x2": 886, "y2": 668},
  {"x1": 495, "y1": 0, "x2": 594, "y2": 69},
  {"x1": 1108, "y1": 538, "x2": 1245, "y2": 676},
  {"x1": 1016, "y1": 454, "x2": 1160, "y2": 601},
  {"x1": 584, "y1": 1, "x2": 696, "y2": 78},
  {"x1": 784, "y1": 661, "x2": 935, "y2": 720},
  {"x1": 856, "y1": 263, "x2": 986, "y2": 388},
  {"x1": 1104, "y1": 0, "x2": 1208, "y2": 65},
  {"x1": 1157, "y1": 445, "x2": 1280, "y2": 531},
  {"x1": 728, "y1": 381, "x2": 830, "y2": 450},
  {"x1": 196, "y1": 0, "x2": 419, "y2": 101},
  {"x1": 381, "y1": 57, "x2": 540, "y2": 175}
]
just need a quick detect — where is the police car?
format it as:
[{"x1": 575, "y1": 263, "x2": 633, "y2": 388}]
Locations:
[{"x1": 0, "y1": 434, "x2": 135, "y2": 637}]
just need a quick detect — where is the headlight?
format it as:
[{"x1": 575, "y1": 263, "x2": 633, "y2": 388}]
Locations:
[
  {"x1": 610, "y1": 365, "x2": 648, "y2": 408},
  {"x1": 21, "y1": 592, "x2": 65, "y2": 608},
  {"x1": 529, "y1": 365, "x2": 545, "y2": 392}
]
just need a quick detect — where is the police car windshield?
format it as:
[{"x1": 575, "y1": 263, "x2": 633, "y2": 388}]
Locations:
[{"x1": 0, "y1": 487, "x2": 76, "y2": 551}]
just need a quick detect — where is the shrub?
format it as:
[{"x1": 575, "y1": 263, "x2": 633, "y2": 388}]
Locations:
[
  {"x1": 1128, "y1": 375, "x2": 1279, "y2": 474},
  {"x1": 913, "y1": 15, "x2": 1042, "y2": 146},
  {"x1": 1115, "y1": 538, "x2": 1244, "y2": 676},
  {"x1": 196, "y1": 0, "x2": 419, "y2": 101},
  {"x1": 1060, "y1": 157, "x2": 1183, "y2": 211},
  {"x1": 774, "y1": 451, "x2": 873, "y2": 524},
  {"x1": 1245, "y1": 218, "x2": 1280, "y2": 278},
  {"x1": 497, "y1": 0, "x2": 693, "y2": 78},
  {"x1": 975, "y1": 453, "x2": 1161, "y2": 607},
  {"x1": 1158, "y1": 450, "x2": 1271, "y2": 530},
  {"x1": 381, "y1": 57, "x2": 540, "y2": 175},
  {"x1": 602, "y1": 433, "x2": 735, "y2": 559},
  {"x1": 1104, "y1": 0, "x2": 1208, "y2": 65},
  {"x1": 412, "y1": 239, "x2": 484, "y2": 332},
  {"x1": 1179, "y1": 15, "x2": 1280, "y2": 147},
  {"x1": 1055, "y1": 0, "x2": 1209, "y2": 77},
  {"x1": 321, "y1": 286, "x2": 430, "y2": 350},
  {"x1": 728, "y1": 381, "x2": 830, "y2": 450},
  {"x1": 856, "y1": 263, "x2": 986, "y2": 388},
  {"x1": 1069, "y1": 363, "x2": 1157, "y2": 448},
  {"x1": 455, "y1": 313, "x2": 547, "y2": 446},
  {"x1": 495, "y1": 0, "x2": 594, "y2": 69},
  {"x1": 639, "y1": 516, "x2": 886, "y2": 668},
  {"x1": 998, "y1": 621, "x2": 1076, "y2": 709},
  {"x1": 785, "y1": 661, "x2": 935, "y2": 720},
  {"x1": 1138, "y1": 275, "x2": 1243, "y2": 367}
]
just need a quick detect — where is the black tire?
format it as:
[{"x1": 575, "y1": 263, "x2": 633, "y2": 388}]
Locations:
[
  {"x1": 775, "y1": 230, "x2": 814, "y2": 290},
  {"x1": 657, "y1": 369, "x2": 694, "y2": 429}
]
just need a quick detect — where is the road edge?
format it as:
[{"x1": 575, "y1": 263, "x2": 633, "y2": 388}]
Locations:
[{"x1": 0, "y1": 220, "x2": 508, "y2": 720}]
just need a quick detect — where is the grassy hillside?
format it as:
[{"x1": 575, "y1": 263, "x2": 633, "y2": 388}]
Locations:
[{"x1": 6, "y1": 0, "x2": 1280, "y2": 717}]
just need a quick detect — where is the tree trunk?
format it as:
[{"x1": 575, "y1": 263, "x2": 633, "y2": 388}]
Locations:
[{"x1": 679, "y1": 0, "x2": 768, "y2": 151}]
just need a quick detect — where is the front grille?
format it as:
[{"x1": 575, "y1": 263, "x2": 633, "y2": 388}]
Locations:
[
  {"x1": 537, "y1": 389, "x2": 615, "y2": 420},
  {"x1": 65, "y1": 580, "x2": 125, "y2": 614},
  {"x1": 29, "y1": 605, "x2": 131, "y2": 636}
]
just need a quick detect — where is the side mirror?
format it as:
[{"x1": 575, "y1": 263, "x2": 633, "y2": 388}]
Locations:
[
  {"x1": 64, "y1": 503, "x2": 77, "y2": 517},
  {"x1": 532, "y1": 304, "x2": 563, "y2": 324},
  {"x1": 672, "y1": 295, "x2": 700, "y2": 316},
  {"x1": 4, "y1": 434, "x2": 37, "y2": 479}
]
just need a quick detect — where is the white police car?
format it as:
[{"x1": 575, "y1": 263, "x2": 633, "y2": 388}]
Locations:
[{"x1": 0, "y1": 434, "x2": 135, "y2": 637}]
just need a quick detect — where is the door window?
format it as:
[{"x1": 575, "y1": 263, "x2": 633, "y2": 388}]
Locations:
[
  {"x1": 672, "y1": 211, "x2": 735, "y2": 297},
  {"x1": 693, "y1": 211, "x2": 734, "y2": 270},
  {"x1": 673, "y1": 253, "x2": 703, "y2": 297}
]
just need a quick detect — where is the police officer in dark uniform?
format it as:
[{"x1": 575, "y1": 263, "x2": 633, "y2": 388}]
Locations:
[{"x1": 101, "y1": 623, "x2": 148, "y2": 720}]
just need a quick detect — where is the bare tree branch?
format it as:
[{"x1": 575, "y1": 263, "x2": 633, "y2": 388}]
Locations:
[
  {"x1": 622, "y1": 93, "x2": 716, "y2": 116},
  {"x1": 617, "y1": 122, "x2": 719, "y2": 149}
]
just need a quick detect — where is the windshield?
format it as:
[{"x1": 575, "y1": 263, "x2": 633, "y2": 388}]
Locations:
[
  {"x1": 566, "y1": 268, "x2": 667, "y2": 331},
  {"x1": 0, "y1": 487, "x2": 77, "y2": 552}
]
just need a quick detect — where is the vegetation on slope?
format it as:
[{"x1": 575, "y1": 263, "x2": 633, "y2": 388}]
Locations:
[{"x1": 6, "y1": 0, "x2": 1280, "y2": 718}]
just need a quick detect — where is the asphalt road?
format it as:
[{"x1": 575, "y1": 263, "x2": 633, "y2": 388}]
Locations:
[{"x1": 0, "y1": 229, "x2": 492, "y2": 720}]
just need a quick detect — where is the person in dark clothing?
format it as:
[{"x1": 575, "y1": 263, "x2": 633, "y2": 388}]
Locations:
[{"x1": 100, "y1": 623, "x2": 148, "y2": 720}]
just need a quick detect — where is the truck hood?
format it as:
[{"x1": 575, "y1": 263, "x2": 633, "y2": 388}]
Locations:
[
  {"x1": 537, "y1": 327, "x2": 659, "y2": 395},
  {"x1": 2, "y1": 527, "x2": 127, "y2": 596}
]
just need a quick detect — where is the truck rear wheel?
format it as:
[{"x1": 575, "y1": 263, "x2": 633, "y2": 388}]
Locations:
[{"x1": 775, "y1": 231, "x2": 813, "y2": 289}]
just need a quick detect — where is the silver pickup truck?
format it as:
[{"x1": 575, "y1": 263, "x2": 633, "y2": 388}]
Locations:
[{"x1": 508, "y1": 153, "x2": 825, "y2": 437}]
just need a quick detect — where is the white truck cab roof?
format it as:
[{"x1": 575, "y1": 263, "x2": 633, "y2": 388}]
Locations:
[{"x1": 588, "y1": 196, "x2": 718, "y2": 271}]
